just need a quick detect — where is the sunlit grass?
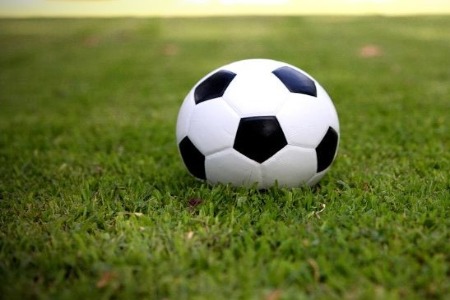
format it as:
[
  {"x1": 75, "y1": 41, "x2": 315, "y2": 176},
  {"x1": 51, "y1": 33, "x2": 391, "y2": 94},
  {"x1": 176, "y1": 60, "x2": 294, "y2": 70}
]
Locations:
[{"x1": 0, "y1": 16, "x2": 449, "y2": 299}]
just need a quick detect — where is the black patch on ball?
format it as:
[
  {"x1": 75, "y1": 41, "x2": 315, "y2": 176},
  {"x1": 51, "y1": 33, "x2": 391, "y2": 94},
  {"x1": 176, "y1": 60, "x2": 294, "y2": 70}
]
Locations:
[
  {"x1": 233, "y1": 116, "x2": 287, "y2": 163},
  {"x1": 315, "y1": 127, "x2": 338, "y2": 172},
  {"x1": 179, "y1": 136, "x2": 206, "y2": 180},
  {"x1": 272, "y1": 66, "x2": 317, "y2": 97},
  {"x1": 194, "y1": 70, "x2": 236, "y2": 104}
]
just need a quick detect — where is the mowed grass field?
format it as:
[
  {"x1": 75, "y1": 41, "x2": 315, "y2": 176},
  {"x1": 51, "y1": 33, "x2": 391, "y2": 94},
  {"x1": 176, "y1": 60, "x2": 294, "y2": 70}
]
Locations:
[{"x1": 0, "y1": 16, "x2": 449, "y2": 299}]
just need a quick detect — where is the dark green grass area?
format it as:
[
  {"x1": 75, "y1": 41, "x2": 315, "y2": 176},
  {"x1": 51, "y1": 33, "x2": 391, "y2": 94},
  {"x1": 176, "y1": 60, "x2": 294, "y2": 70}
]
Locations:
[{"x1": 0, "y1": 16, "x2": 449, "y2": 299}]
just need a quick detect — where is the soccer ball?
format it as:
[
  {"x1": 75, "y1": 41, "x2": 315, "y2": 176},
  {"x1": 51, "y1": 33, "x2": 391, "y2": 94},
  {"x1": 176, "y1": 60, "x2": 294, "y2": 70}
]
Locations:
[{"x1": 176, "y1": 59, "x2": 339, "y2": 188}]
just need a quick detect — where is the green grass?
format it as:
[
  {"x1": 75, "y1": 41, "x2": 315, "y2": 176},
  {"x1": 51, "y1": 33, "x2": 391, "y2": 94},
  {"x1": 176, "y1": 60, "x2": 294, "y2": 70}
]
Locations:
[{"x1": 0, "y1": 16, "x2": 449, "y2": 299}]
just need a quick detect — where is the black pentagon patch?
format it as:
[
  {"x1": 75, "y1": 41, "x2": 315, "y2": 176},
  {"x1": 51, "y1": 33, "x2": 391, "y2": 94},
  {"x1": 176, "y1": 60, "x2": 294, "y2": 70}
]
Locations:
[
  {"x1": 272, "y1": 66, "x2": 317, "y2": 97},
  {"x1": 194, "y1": 70, "x2": 236, "y2": 104},
  {"x1": 315, "y1": 127, "x2": 338, "y2": 172},
  {"x1": 233, "y1": 116, "x2": 287, "y2": 163},
  {"x1": 179, "y1": 136, "x2": 206, "y2": 180}
]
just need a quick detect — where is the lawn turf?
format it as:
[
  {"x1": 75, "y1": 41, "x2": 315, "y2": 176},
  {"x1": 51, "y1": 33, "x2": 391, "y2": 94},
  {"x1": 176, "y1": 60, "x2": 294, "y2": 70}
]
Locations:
[{"x1": 0, "y1": 16, "x2": 449, "y2": 299}]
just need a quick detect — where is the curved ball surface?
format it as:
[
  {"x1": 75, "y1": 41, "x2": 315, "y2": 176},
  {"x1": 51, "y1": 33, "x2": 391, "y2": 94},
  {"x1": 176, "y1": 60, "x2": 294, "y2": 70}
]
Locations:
[{"x1": 176, "y1": 59, "x2": 340, "y2": 188}]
